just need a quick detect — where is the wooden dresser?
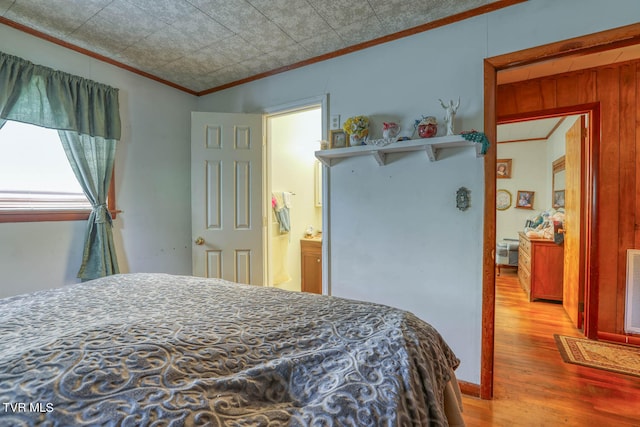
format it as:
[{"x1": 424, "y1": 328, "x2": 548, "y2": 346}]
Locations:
[
  {"x1": 518, "y1": 232, "x2": 564, "y2": 302},
  {"x1": 300, "y1": 237, "x2": 322, "y2": 294}
]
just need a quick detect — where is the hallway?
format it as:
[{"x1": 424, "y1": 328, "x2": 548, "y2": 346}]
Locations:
[{"x1": 462, "y1": 270, "x2": 640, "y2": 426}]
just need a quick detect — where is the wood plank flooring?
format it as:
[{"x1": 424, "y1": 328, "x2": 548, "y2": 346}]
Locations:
[{"x1": 461, "y1": 270, "x2": 640, "y2": 426}]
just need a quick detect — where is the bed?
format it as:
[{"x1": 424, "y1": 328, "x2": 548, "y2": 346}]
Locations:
[{"x1": 0, "y1": 273, "x2": 464, "y2": 426}]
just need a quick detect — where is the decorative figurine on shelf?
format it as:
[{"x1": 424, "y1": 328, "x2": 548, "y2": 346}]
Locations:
[
  {"x1": 414, "y1": 116, "x2": 438, "y2": 138},
  {"x1": 439, "y1": 98, "x2": 460, "y2": 135},
  {"x1": 382, "y1": 122, "x2": 400, "y2": 140},
  {"x1": 343, "y1": 115, "x2": 369, "y2": 146}
]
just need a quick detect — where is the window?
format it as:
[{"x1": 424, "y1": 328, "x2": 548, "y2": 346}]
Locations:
[{"x1": 0, "y1": 121, "x2": 115, "y2": 222}]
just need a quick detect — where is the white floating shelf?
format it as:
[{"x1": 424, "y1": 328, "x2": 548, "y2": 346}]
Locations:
[{"x1": 315, "y1": 135, "x2": 484, "y2": 167}]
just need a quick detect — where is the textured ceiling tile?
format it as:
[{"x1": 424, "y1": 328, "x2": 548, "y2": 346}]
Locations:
[
  {"x1": 161, "y1": 50, "x2": 230, "y2": 77},
  {"x1": 95, "y1": 0, "x2": 167, "y2": 36},
  {"x1": 333, "y1": 14, "x2": 385, "y2": 46},
  {"x1": 118, "y1": 41, "x2": 183, "y2": 68},
  {"x1": 171, "y1": 10, "x2": 234, "y2": 43},
  {"x1": 248, "y1": 0, "x2": 329, "y2": 42},
  {"x1": 306, "y1": 0, "x2": 376, "y2": 28},
  {"x1": 142, "y1": 25, "x2": 210, "y2": 56},
  {"x1": 298, "y1": 30, "x2": 346, "y2": 58},
  {"x1": 5, "y1": 0, "x2": 112, "y2": 35},
  {"x1": 71, "y1": 19, "x2": 143, "y2": 55},
  {"x1": 0, "y1": 0, "x2": 14, "y2": 15},
  {"x1": 188, "y1": 0, "x2": 265, "y2": 34},
  {"x1": 201, "y1": 35, "x2": 262, "y2": 64},
  {"x1": 122, "y1": 0, "x2": 198, "y2": 25},
  {"x1": 237, "y1": 20, "x2": 296, "y2": 54},
  {"x1": 207, "y1": 63, "x2": 255, "y2": 85}
]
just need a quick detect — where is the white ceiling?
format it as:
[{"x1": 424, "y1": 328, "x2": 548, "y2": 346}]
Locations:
[
  {"x1": 0, "y1": 0, "x2": 515, "y2": 94},
  {"x1": 497, "y1": 117, "x2": 564, "y2": 144}
]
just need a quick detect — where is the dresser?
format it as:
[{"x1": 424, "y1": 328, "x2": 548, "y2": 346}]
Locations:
[
  {"x1": 300, "y1": 237, "x2": 322, "y2": 294},
  {"x1": 518, "y1": 232, "x2": 564, "y2": 302}
]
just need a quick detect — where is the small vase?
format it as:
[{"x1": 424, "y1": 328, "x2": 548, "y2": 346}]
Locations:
[
  {"x1": 349, "y1": 134, "x2": 365, "y2": 147},
  {"x1": 418, "y1": 123, "x2": 437, "y2": 138}
]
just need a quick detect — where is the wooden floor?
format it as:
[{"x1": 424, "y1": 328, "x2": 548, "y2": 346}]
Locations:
[{"x1": 461, "y1": 270, "x2": 640, "y2": 426}]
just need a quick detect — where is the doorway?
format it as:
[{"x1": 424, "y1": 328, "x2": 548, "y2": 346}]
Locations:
[
  {"x1": 264, "y1": 106, "x2": 323, "y2": 292},
  {"x1": 496, "y1": 113, "x2": 587, "y2": 330}
]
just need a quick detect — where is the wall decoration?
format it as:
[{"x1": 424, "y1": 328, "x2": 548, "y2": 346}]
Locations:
[
  {"x1": 553, "y1": 190, "x2": 565, "y2": 208},
  {"x1": 329, "y1": 129, "x2": 347, "y2": 149},
  {"x1": 438, "y1": 98, "x2": 460, "y2": 135},
  {"x1": 414, "y1": 116, "x2": 438, "y2": 138},
  {"x1": 497, "y1": 158, "x2": 512, "y2": 179},
  {"x1": 343, "y1": 115, "x2": 369, "y2": 146},
  {"x1": 496, "y1": 189, "x2": 512, "y2": 211},
  {"x1": 456, "y1": 187, "x2": 470, "y2": 211},
  {"x1": 516, "y1": 190, "x2": 535, "y2": 209}
]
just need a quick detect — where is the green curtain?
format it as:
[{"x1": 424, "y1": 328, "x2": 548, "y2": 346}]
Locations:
[
  {"x1": 0, "y1": 51, "x2": 121, "y2": 280},
  {"x1": 0, "y1": 52, "x2": 120, "y2": 139},
  {"x1": 58, "y1": 131, "x2": 119, "y2": 279}
]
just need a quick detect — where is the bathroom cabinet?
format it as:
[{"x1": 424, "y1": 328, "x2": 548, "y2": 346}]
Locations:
[{"x1": 300, "y1": 238, "x2": 322, "y2": 294}]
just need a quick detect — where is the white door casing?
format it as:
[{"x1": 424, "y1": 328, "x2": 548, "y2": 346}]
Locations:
[{"x1": 191, "y1": 112, "x2": 263, "y2": 284}]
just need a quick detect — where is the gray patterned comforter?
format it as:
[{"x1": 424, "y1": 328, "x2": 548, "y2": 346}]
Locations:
[{"x1": 0, "y1": 273, "x2": 460, "y2": 426}]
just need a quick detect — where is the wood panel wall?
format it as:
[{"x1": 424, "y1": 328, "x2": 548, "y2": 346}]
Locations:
[{"x1": 496, "y1": 59, "x2": 639, "y2": 335}]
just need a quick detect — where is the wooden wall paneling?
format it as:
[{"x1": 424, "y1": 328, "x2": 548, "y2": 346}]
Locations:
[
  {"x1": 596, "y1": 66, "x2": 621, "y2": 332},
  {"x1": 618, "y1": 62, "x2": 637, "y2": 333},
  {"x1": 516, "y1": 81, "x2": 546, "y2": 113},
  {"x1": 637, "y1": 64, "x2": 640, "y2": 249},
  {"x1": 539, "y1": 79, "x2": 558, "y2": 111},
  {"x1": 496, "y1": 85, "x2": 518, "y2": 117},
  {"x1": 577, "y1": 70, "x2": 598, "y2": 105},
  {"x1": 556, "y1": 74, "x2": 580, "y2": 107}
]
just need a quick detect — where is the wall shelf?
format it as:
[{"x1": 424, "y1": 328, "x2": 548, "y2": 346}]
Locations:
[{"x1": 315, "y1": 135, "x2": 484, "y2": 166}]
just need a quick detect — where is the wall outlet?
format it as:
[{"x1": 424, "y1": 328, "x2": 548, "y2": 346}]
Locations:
[{"x1": 330, "y1": 114, "x2": 340, "y2": 129}]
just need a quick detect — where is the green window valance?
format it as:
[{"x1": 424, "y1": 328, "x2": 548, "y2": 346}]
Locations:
[{"x1": 0, "y1": 51, "x2": 121, "y2": 140}]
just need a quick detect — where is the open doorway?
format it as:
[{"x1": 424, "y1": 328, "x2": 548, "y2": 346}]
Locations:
[
  {"x1": 264, "y1": 106, "x2": 323, "y2": 292},
  {"x1": 496, "y1": 113, "x2": 587, "y2": 332}
]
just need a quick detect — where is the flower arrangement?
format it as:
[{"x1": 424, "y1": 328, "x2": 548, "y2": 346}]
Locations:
[{"x1": 343, "y1": 115, "x2": 369, "y2": 139}]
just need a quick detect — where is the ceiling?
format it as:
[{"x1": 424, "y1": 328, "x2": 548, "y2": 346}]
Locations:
[
  {"x1": 497, "y1": 116, "x2": 565, "y2": 144},
  {"x1": 0, "y1": 0, "x2": 518, "y2": 95}
]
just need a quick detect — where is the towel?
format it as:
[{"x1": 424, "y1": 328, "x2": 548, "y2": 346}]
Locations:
[{"x1": 272, "y1": 191, "x2": 291, "y2": 233}]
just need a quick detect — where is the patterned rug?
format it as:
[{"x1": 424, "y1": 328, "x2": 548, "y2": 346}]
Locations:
[{"x1": 554, "y1": 334, "x2": 640, "y2": 378}]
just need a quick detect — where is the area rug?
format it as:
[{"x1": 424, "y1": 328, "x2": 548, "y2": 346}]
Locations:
[{"x1": 554, "y1": 334, "x2": 640, "y2": 378}]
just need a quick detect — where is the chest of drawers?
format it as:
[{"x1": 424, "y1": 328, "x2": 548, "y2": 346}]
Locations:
[{"x1": 518, "y1": 232, "x2": 564, "y2": 302}]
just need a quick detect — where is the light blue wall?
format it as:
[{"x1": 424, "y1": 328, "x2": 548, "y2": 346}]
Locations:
[
  {"x1": 195, "y1": 0, "x2": 640, "y2": 384},
  {"x1": 0, "y1": 24, "x2": 197, "y2": 298}
]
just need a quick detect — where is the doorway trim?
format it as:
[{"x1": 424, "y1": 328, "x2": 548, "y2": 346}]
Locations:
[
  {"x1": 481, "y1": 23, "x2": 640, "y2": 399},
  {"x1": 263, "y1": 95, "x2": 328, "y2": 290}
]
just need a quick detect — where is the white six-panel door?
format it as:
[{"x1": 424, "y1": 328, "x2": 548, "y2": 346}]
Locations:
[{"x1": 191, "y1": 112, "x2": 263, "y2": 284}]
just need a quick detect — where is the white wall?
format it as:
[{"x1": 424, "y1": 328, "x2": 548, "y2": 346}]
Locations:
[
  {"x1": 0, "y1": 24, "x2": 197, "y2": 298},
  {"x1": 496, "y1": 140, "x2": 548, "y2": 241},
  {"x1": 195, "y1": 0, "x2": 640, "y2": 384}
]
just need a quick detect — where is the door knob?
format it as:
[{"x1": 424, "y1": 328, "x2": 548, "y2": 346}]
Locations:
[{"x1": 195, "y1": 237, "x2": 205, "y2": 245}]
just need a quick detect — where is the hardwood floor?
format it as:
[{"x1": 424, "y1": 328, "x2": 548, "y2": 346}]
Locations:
[{"x1": 461, "y1": 270, "x2": 640, "y2": 426}]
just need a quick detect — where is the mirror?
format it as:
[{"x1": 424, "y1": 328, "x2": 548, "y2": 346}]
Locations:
[{"x1": 552, "y1": 156, "x2": 565, "y2": 208}]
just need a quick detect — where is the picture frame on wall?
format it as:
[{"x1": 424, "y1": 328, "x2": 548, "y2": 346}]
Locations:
[
  {"x1": 329, "y1": 130, "x2": 347, "y2": 149},
  {"x1": 497, "y1": 159, "x2": 512, "y2": 179},
  {"x1": 553, "y1": 190, "x2": 565, "y2": 208},
  {"x1": 516, "y1": 190, "x2": 534, "y2": 209}
]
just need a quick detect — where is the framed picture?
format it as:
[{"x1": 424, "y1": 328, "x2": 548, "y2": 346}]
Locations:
[
  {"x1": 329, "y1": 130, "x2": 347, "y2": 149},
  {"x1": 516, "y1": 190, "x2": 534, "y2": 209},
  {"x1": 553, "y1": 190, "x2": 565, "y2": 208},
  {"x1": 497, "y1": 159, "x2": 512, "y2": 179}
]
